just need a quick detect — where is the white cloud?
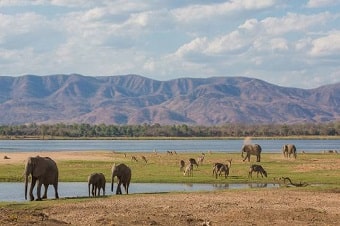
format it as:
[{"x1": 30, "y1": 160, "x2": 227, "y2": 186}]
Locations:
[
  {"x1": 306, "y1": 0, "x2": 340, "y2": 8},
  {"x1": 310, "y1": 31, "x2": 340, "y2": 57},
  {"x1": 172, "y1": 0, "x2": 276, "y2": 23},
  {"x1": 0, "y1": 1, "x2": 339, "y2": 88},
  {"x1": 260, "y1": 12, "x2": 331, "y2": 35}
]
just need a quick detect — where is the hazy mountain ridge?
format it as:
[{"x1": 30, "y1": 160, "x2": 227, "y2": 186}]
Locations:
[{"x1": 0, "y1": 74, "x2": 339, "y2": 125}]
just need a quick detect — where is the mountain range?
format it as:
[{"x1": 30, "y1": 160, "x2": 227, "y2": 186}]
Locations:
[{"x1": 0, "y1": 74, "x2": 339, "y2": 125}]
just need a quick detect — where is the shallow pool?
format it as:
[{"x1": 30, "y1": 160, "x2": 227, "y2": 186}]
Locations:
[{"x1": 0, "y1": 182, "x2": 279, "y2": 202}]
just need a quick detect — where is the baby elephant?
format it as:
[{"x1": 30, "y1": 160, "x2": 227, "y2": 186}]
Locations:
[
  {"x1": 88, "y1": 173, "x2": 106, "y2": 197},
  {"x1": 248, "y1": 164, "x2": 267, "y2": 178}
]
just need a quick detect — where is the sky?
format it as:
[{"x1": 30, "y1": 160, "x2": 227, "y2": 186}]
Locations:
[{"x1": 0, "y1": 0, "x2": 339, "y2": 89}]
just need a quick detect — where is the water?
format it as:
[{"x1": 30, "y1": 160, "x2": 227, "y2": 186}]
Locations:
[
  {"x1": 0, "y1": 182, "x2": 279, "y2": 202},
  {"x1": 0, "y1": 139, "x2": 339, "y2": 153}
]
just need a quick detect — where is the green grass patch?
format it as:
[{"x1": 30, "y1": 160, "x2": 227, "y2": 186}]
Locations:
[{"x1": 1, "y1": 152, "x2": 339, "y2": 186}]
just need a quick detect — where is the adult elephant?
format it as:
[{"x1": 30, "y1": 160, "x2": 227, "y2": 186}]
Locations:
[
  {"x1": 241, "y1": 144, "x2": 262, "y2": 162},
  {"x1": 88, "y1": 173, "x2": 106, "y2": 197},
  {"x1": 111, "y1": 163, "x2": 131, "y2": 195},
  {"x1": 282, "y1": 144, "x2": 297, "y2": 159},
  {"x1": 24, "y1": 156, "x2": 59, "y2": 201}
]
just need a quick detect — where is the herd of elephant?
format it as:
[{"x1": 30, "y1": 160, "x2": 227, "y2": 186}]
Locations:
[
  {"x1": 24, "y1": 157, "x2": 131, "y2": 201},
  {"x1": 24, "y1": 143, "x2": 296, "y2": 201},
  {"x1": 241, "y1": 143, "x2": 297, "y2": 162}
]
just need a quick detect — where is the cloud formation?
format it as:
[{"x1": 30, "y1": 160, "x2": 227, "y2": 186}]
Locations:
[{"x1": 0, "y1": 0, "x2": 339, "y2": 88}]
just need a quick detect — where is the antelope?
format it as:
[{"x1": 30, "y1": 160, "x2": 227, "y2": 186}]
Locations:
[
  {"x1": 141, "y1": 155, "x2": 148, "y2": 163},
  {"x1": 212, "y1": 159, "x2": 232, "y2": 179},
  {"x1": 189, "y1": 158, "x2": 199, "y2": 168},
  {"x1": 248, "y1": 164, "x2": 267, "y2": 178},
  {"x1": 179, "y1": 160, "x2": 185, "y2": 171},
  {"x1": 131, "y1": 156, "x2": 138, "y2": 162},
  {"x1": 183, "y1": 163, "x2": 193, "y2": 177},
  {"x1": 197, "y1": 155, "x2": 205, "y2": 165}
]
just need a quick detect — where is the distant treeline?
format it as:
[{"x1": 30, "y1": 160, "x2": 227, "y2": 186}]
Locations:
[{"x1": 0, "y1": 122, "x2": 339, "y2": 138}]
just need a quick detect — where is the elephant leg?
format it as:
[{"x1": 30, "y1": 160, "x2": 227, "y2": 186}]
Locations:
[
  {"x1": 123, "y1": 183, "x2": 128, "y2": 194},
  {"x1": 116, "y1": 182, "x2": 122, "y2": 195},
  {"x1": 42, "y1": 184, "x2": 48, "y2": 199},
  {"x1": 257, "y1": 155, "x2": 261, "y2": 162},
  {"x1": 53, "y1": 183, "x2": 59, "y2": 199},
  {"x1": 29, "y1": 177, "x2": 37, "y2": 201},
  {"x1": 36, "y1": 182, "x2": 43, "y2": 201},
  {"x1": 91, "y1": 185, "x2": 95, "y2": 197}
]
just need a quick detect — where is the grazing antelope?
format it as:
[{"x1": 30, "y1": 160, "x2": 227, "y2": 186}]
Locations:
[
  {"x1": 183, "y1": 163, "x2": 193, "y2": 177},
  {"x1": 179, "y1": 160, "x2": 185, "y2": 171},
  {"x1": 197, "y1": 155, "x2": 205, "y2": 165},
  {"x1": 213, "y1": 164, "x2": 229, "y2": 179},
  {"x1": 248, "y1": 164, "x2": 267, "y2": 178},
  {"x1": 131, "y1": 156, "x2": 138, "y2": 162},
  {"x1": 142, "y1": 155, "x2": 148, "y2": 163},
  {"x1": 189, "y1": 158, "x2": 199, "y2": 168},
  {"x1": 212, "y1": 159, "x2": 232, "y2": 179}
]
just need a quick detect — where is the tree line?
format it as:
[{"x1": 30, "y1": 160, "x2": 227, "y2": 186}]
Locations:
[{"x1": 0, "y1": 122, "x2": 339, "y2": 139}]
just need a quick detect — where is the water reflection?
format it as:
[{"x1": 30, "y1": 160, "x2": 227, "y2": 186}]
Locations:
[{"x1": 0, "y1": 182, "x2": 279, "y2": 202}]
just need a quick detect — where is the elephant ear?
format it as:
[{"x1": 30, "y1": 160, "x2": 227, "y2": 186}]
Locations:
[
  {"x1": 112, "y1": 163, "x2": 116, "y2": 173},
  {"x1": 32, "y1": 157, "x2": 45, "y2": 177}
]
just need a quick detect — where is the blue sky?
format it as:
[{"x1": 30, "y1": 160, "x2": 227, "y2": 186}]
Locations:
[{"x1": 0, "y1": 0, "x2": 339, "y2": 89}]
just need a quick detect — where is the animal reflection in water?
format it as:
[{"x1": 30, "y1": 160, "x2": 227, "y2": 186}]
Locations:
[
  {"x1": 248, "y1": 183, "x2": 268, "y2": 188},
  {"x1": 248, "y1": 164, "x2": 267, "y2": 178}
]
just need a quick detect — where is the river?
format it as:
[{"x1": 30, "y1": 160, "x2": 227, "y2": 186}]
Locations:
[{"x1": 0, "y1": 139, "x2": 339, "y2": 153}]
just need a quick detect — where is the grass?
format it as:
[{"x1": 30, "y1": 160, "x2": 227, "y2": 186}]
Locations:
[{"x1": 1, "y1": 151, "x2": 339, "y2": 186}]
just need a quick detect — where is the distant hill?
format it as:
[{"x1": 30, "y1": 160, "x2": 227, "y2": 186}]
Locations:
[{"x1": 0, "y1": 74, "x2": 339, "y2": 125}]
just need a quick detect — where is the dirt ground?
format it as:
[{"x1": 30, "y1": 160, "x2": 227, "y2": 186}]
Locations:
[
  {"x1": 1, "y1": 151, "x2": 340, "y2": 225},
  {"x1": 1, "y1": 189, "x2": 340, "y2": 226}
]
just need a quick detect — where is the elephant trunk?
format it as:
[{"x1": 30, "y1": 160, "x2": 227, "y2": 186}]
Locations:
[
  {"x1": 241, "y1": 148, "x2": 244, "y2": 157},
  {"x1": 111, "y1": 176, "x2": 114, "y2": 192},
  {"x1": 25, "y1": 174, "x2": 28, "y2": 200}
]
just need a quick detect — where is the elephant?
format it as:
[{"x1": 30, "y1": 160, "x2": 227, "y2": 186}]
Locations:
[
  {"x1": 24, "y1": 156, "x2": 59, "y2": 201},
  {"x1": 88, "y1": 173, "x2": 106, "y2": 197},
  {"x1": 282, "y1": 144, "x2": 297, "y2": 159},
  {"x1": 111, "y1": 163, "x2": 131, "y2": 195},
  {"x1": 241, "y1": 144, "x2": 262, "y2": 162}
]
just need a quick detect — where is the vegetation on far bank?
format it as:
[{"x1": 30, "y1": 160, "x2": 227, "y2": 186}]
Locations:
[{"x1": 0, "y1": 121, "x2": 339, "y2": 140}]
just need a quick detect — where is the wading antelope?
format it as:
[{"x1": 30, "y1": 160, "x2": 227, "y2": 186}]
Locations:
[
  {"x1": 183, "y1": 163, "x2": 193, "y2": 177},
  {"x1": 248, "y1": 164, "x2": 267, "y2": 178}
]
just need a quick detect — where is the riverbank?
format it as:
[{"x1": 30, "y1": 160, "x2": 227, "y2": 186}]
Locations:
[{"x1": 1, "y1": 189, "x2": 340, "y2": 225}]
